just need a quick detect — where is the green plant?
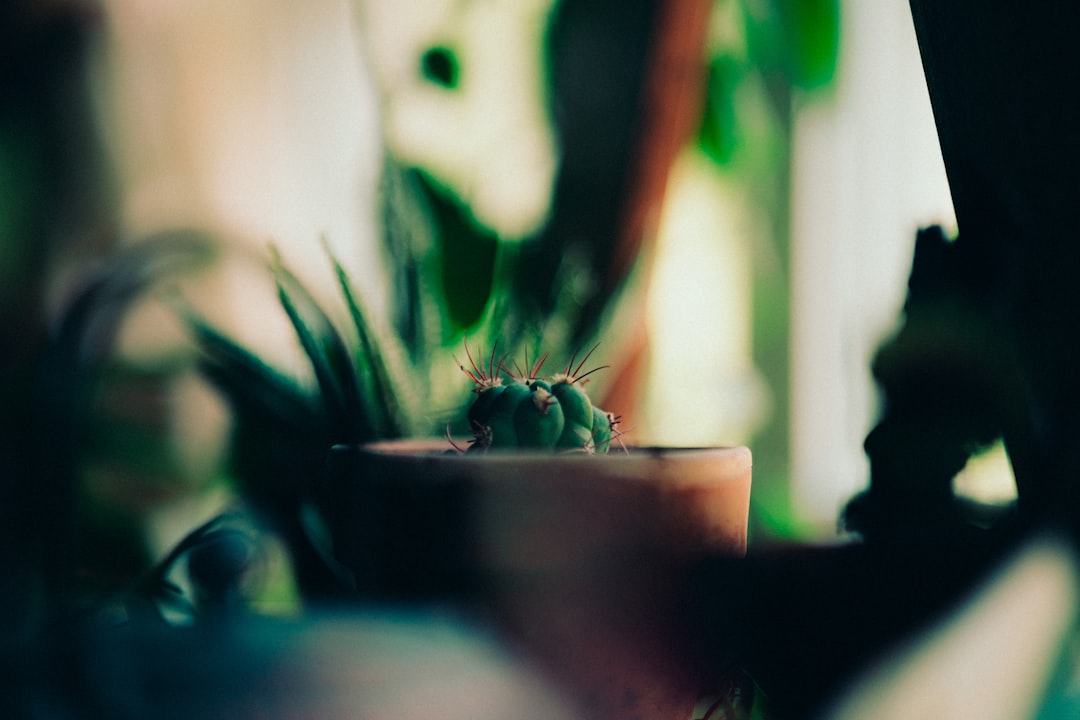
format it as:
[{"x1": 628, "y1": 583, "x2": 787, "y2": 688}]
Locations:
[
  {"x1": 699, "y1": 0, "x2": 840, "y2": 167},
  {"x1": 181, "y1": 243, "x2": 434, "y2": 597},
  {"x1": 456, "y1": 342, "x2": 623, "y2": 453},
  {"x1": 184, "y1": 237, "x2": 636, "y2": 598}
]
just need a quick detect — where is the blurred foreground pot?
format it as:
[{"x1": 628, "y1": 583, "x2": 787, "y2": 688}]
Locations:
[
  {"x1": 3, "y1": 610, "x2": 579, "y2": 720},
  {"x1": 324, "y1": 441, "x2": 752, "y2": 720}
]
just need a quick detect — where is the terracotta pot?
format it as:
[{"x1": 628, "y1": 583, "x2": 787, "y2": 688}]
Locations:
[{"x1": 323, "y1": 441, "x2": 751, "y2": 720}]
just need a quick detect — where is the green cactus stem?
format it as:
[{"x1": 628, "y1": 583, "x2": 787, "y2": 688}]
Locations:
[{"x1": 458, "y1": 342, "x2": 623, "y2": 454}]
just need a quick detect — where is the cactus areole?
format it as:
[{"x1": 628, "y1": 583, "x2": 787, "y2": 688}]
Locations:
[{"x1": 457, "y1": 342, "x2": 623, "y2": 454}]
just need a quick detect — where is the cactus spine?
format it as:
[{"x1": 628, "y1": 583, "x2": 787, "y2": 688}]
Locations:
[{"x1": 458, "y1": 343, "x2": 622, "y2": 454}]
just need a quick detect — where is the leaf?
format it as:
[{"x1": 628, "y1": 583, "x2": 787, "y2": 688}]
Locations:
[
  {"x1": 779, "y1": 0, "x2": 840, "y2": 90},
  {"x1": 378, "y1": 161, "x2": 444, "y2": 364},
  {"x1": 742, "y1": 0, "x2": 840, "y2": 92},
  {"x1": 416, "y1": 171, "x2": 500, "y2": 334},
  {"x1": 325, "y1": 242, "x2": 408, "y2": 438},
  {"x1": 699, "y1": 53, "x2": 747, "y2": 165},
  {"x1": 268, "y1": 248, "x2": 374, "y2": 444},
  {"x1": 126, "y1": 512, "x2": 249, "y2": 623},
  {"x1": 182, "y1": 308, "x2": 321, "y2": 432}
]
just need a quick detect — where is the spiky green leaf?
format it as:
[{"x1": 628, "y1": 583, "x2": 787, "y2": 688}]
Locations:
[
  {"x1": 268, "y1": 249, "x2": 374, "y2": 444},
  {"x1": 184, "y1": 311, "x2": 321, "y2": 431},
  {"x1": 325, "y1": 243, "x2": 407, "y2": 437}
]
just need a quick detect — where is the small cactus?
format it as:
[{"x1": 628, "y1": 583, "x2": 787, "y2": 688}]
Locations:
[{"x1": 457, "y1": 342, "x2": 623, "y2": 454}]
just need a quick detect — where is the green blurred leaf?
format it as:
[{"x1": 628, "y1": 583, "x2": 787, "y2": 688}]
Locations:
[
  {"x1": 699, "y1": 53, "x2": 747, "y2": 165},
  {"x1": 780, "y1": 0, "x2": 840, "y2": 89},
  {"x1": 0, "y1": 124, "x2": 41, "y2": 295},
  {"x1": 742, "y1": 0, "x2": 840, "y2": 91},
  {"x1": 183, "y1": 310, "x2": 321, "y2": 434},
  {"x1": 417, "y1": 171, "x2": 500, "y2": 334},
  {"x1": 268, "y1": 249, "x2": 373, "y2": 444},
  {"x1": 327, "y1": 244, "x2": 409, "y2": 437}
]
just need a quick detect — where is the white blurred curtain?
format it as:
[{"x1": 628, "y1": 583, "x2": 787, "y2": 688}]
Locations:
[{"x1": 790, "y1": 0, "x2": 956, "y2": 529}]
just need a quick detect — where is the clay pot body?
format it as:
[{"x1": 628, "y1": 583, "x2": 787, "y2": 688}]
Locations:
[{"x1": 324, "y1": 441, "x2": 752, "y2": 720}]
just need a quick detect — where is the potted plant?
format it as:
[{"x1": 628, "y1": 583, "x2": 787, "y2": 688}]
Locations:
[
  {"x1": 184, "y1": 245, "x2": 752, "y2": 720},
  {"x1": 327, "y1": 441, "x2": 751, "y2": 720}
]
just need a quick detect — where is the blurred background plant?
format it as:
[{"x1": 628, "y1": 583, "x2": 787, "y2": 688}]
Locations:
[
  {"x1": 12, "y1": 5, "x2": 1018, "y2": 720},
  {"x1": 689, "y1": 0, "x2": 840, "y2": 537},
  {"x1": 1, "y1": 0, "x2": 848, "y2": 612},
  {"x1": 14, "y1": 2, "x2": 1079, "y2": 718}
]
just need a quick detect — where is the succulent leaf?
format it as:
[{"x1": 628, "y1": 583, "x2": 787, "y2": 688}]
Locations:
[{"x1": 327, "y1": 241, "x2": 408, "y2": 437}]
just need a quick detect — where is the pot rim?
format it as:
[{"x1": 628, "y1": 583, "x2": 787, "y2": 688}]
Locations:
[{"x1": 338, "y1": 439, "x2": 751, "y2": 468}]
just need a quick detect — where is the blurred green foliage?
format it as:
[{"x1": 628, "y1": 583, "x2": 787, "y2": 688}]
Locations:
[
  {"x1": 698, "y1": 0, "x2": 840, "y2": 543},
  {"x1": 700, "y1": 0, "x2": 839, "y2": 165}
]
